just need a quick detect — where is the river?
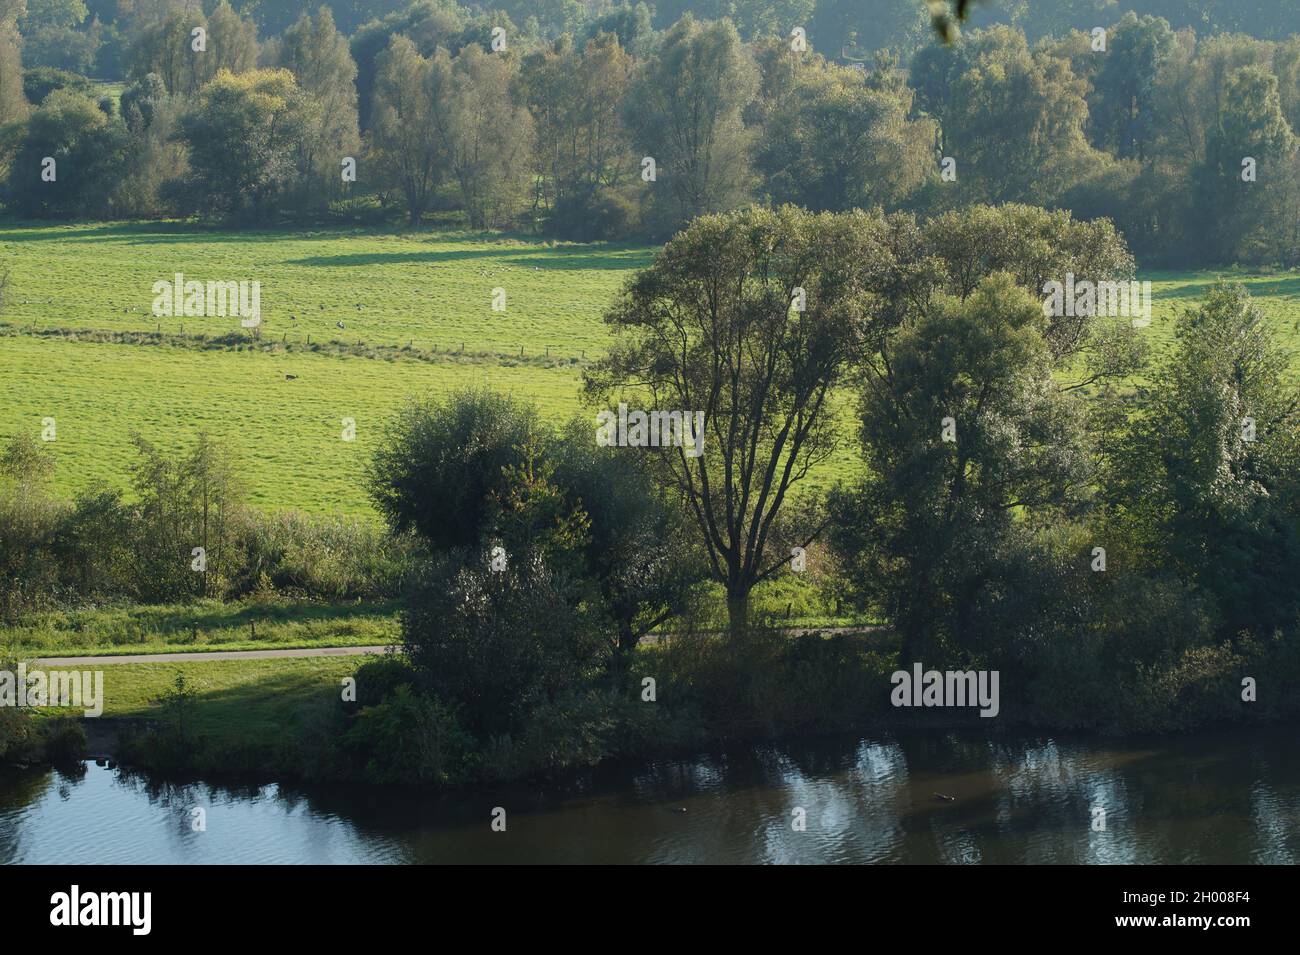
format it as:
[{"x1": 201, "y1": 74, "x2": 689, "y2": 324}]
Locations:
[{"x1": 2, "y1": 727, "x2": 1296, "y2": 864}]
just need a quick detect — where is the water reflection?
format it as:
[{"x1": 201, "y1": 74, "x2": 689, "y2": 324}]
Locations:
[{"x1": 1, "y1": 727, "x2": 1296, "y2": 864}]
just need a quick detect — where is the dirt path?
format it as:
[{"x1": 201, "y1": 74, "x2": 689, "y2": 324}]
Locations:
[
  {"x1": 31, "y1": 625, "x2": 885, "y2": 667},
  {"x1": 33, "y1": 645, "x2": 394, "y2": 666}
]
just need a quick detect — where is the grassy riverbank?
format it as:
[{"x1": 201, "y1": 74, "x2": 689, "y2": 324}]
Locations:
[{"x1": 8, "y1": 621, "x2": 1288, "y2": 785}]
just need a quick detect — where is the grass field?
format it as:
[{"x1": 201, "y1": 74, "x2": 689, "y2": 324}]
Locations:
[
  {"x1": 3, "y1": 223, "x2": 1300, "y2": 516},
  {"x1": 0, "y1": 222, "x2": 880, "y2": 510},
  {"x1": 0, "y1": 332, "x2": 590, "y2": 513},
  {"x1": 0, "y1": 221, "x2": 650, "y2": 355}
]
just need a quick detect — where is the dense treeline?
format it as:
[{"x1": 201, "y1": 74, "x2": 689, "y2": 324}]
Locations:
[
  {"x1": 20, "y1": 2, "x2": 1300, "y2": 69},
  {"x1": 1, "y1": 1, "x2": 1299, "y2": 263}
]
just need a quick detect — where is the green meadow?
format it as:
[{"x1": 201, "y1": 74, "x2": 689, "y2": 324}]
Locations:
[
  {"x1": 0, "y1": 221, "x2": 650, "y2": 355},
  {"x1": 3, "y1": 224, "x2": 1300, "y2": 518}
]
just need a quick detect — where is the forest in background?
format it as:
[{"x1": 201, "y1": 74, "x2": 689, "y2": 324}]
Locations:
[{"x1": 1, "y1": 1, "x2": 1300, "y2": 264}]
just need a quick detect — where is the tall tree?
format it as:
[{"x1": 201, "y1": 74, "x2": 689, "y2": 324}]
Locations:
[
  {"x1": 1089, "y1": 12, "x2": 1174, "y2": 161},
  {"x1": 277, "y1": 6, "x2": 360, "y2": 208},
  {"x1": 1195, "y1": 65, "x2": 1296, "y2": 263},
  {"x1": 623, "y1": 15, "x2": 757, "y2": 233},
  {"x1": 127, "y1": 0, "x2": 257, "y2": 95},
  {"x1": 830, "y1": 274, "x2": 1092, "y2": 661},
  {"x1": 755, "y1": 53, "x2": 935, "y2": 212},
  {"x1": 0, "y1": 20, "x2": 25, "y2": 125},
  {"x1": 586, "y1": 205, "x2": 900, "y2": 633},
  {"x1": 934, "y1": 25, "x2": 1104, "y2": 204},
  {"x1": 368, "y1": 34, "x2": 452, "y2": 226},
  {"x1": 1103, "y1": 284, "x2": 1300, "y2": 640},
  {"x1": 447, "y1": 42, "x2": 533, "y2": 229},
  {"x1": 176, "y1": 67, "x2": 308, "y2": 220},
  {"x1": 519, "y1": 31, "x2": 634, "y2": 233},
  {"x1": 2, "y1": 87, "x2": 126, "y2": 216},
  {"x1": 349, "y1": 0, "x2": 465, "y2": 132}
]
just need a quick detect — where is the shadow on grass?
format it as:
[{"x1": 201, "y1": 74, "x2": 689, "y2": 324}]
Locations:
[
  {"x1": 286, "y1": 243, "x2": 653, "y2": 272},
  {"x1": 284, "y1": 237, "x2": 650, "y2": 270},
  {"x1": 1149, "y1": 272, "x2": 1300, "y2": 304},
  {"x1": 0, "y1": 221, "x2": 365, "y2": 245},
  {"x1": 173, "y1": 665, "x2": 360, "y2": 738},
  {"x1": 1, "y1": 219, "x2": 656, "y2": 270}
]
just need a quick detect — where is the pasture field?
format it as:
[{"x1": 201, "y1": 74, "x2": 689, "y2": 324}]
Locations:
[
  {"x1": 0, "y1": 221, "x2": 650, "y2": 356},
  {"x1": 2, "y1": 224, "x2": 1299, "y2": 517},
  {"x1": 0, "y1": 333, "x2": 592, "y2": 513}
]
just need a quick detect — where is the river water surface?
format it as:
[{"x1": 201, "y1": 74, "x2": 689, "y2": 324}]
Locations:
[{"x1": 2, "y1": 727, "x2": 1297, "y2": 864}]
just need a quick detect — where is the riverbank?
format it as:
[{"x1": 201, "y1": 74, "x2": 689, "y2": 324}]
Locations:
[{"x1": 8, "y1": 623, "x2": 1289, "y2": 794}]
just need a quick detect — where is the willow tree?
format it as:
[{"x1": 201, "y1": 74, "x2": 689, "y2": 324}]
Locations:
[
  {"x1": 0, "y1": 1, "x2": 26, "y2": 126},
  {"x1": 623, "y1": 15, "x2": 757, "y2": 232},
  {"x1": 586, "y1": 205, "x2": 900, "y2": 633},
  {"x1": 277, "y1": 7, "x2": 360, "y2": 208},
  {"x1": 369, "y1": 35, "x2": 452, "y2": 226}
]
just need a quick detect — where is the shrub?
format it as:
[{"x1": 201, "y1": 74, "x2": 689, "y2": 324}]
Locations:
[
  {"x1": 21, "y1": 67, "x2": 95, "y2": 106},
  {"x1": 478, "y1": 689, "x2": 618, "y2": 782},
  {"x1": 0, "y1": 706, "x2": 38, "y2": 765},
  {"x1": 402, "y1": 549, "x2": 610, "y2": 737},
  {"x1": 636, "y1": 626, "x2": 895, "y2": 739},
  {"x1": 232, "y1": 512, "x2": 415, "y2": 600},
  {"x1": 547, "y1": 187, "x2": 640, "y2": 240},
  {"x1": 350, "y1": 654, "x2": 419, "y2": 708},
  {"x1": 342, "y1": 685, "x2": 473, "y2": 785},
  {"x1": 368, "y1": 390, "x2": 538, "y2": 550}
]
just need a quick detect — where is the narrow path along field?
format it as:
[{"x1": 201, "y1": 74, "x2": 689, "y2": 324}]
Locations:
[
  {"x1": 34, "y1": 644, "x2": 392, "y2": 666},
  {"x1": 31, "y1": 625, "x2": 886, "y2": 665}
]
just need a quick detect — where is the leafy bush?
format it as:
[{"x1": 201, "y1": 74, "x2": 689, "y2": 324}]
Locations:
[
  {"x1": 547, "y1": 187, "x2": 641, "y2": 240},
  {"x1": 232, "y1": 512, "x2": 415, "y2": 600},
  {"x1": 402, "y1": 549, "x2": 610, "y2": 736},
  {"x1": 38, "y1": 716, "x2": 86, "y2": 763},
  {"x1": 0, "y1": 705, "x2": 38, "y2": 764},
  {"x1": 350, "y1": 654, "x2": 419, "y2": 708},
  {"x1": 368, "y1": 390, "x2": 538, "y2": 550},
  {"x1": 636, "y1": 626, "x2": 896, "y2": 739},
  {"x1": 478, "y1": 689, "x2": 618, "y2": 782},
  {"x1": 21, "y1": 67, "x2": 95, "y2": 106},
  {"x1": 342, "y1": 685, "x2": 473, "y2": 785}
]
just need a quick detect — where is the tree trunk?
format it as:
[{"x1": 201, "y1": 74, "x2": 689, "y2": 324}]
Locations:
[
  {"x1": 726, "y1": 589, "x2": 750, "y2": 639},
  {"x1": 611, "y1": 623, "x2": 639, "y2": 683}
]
